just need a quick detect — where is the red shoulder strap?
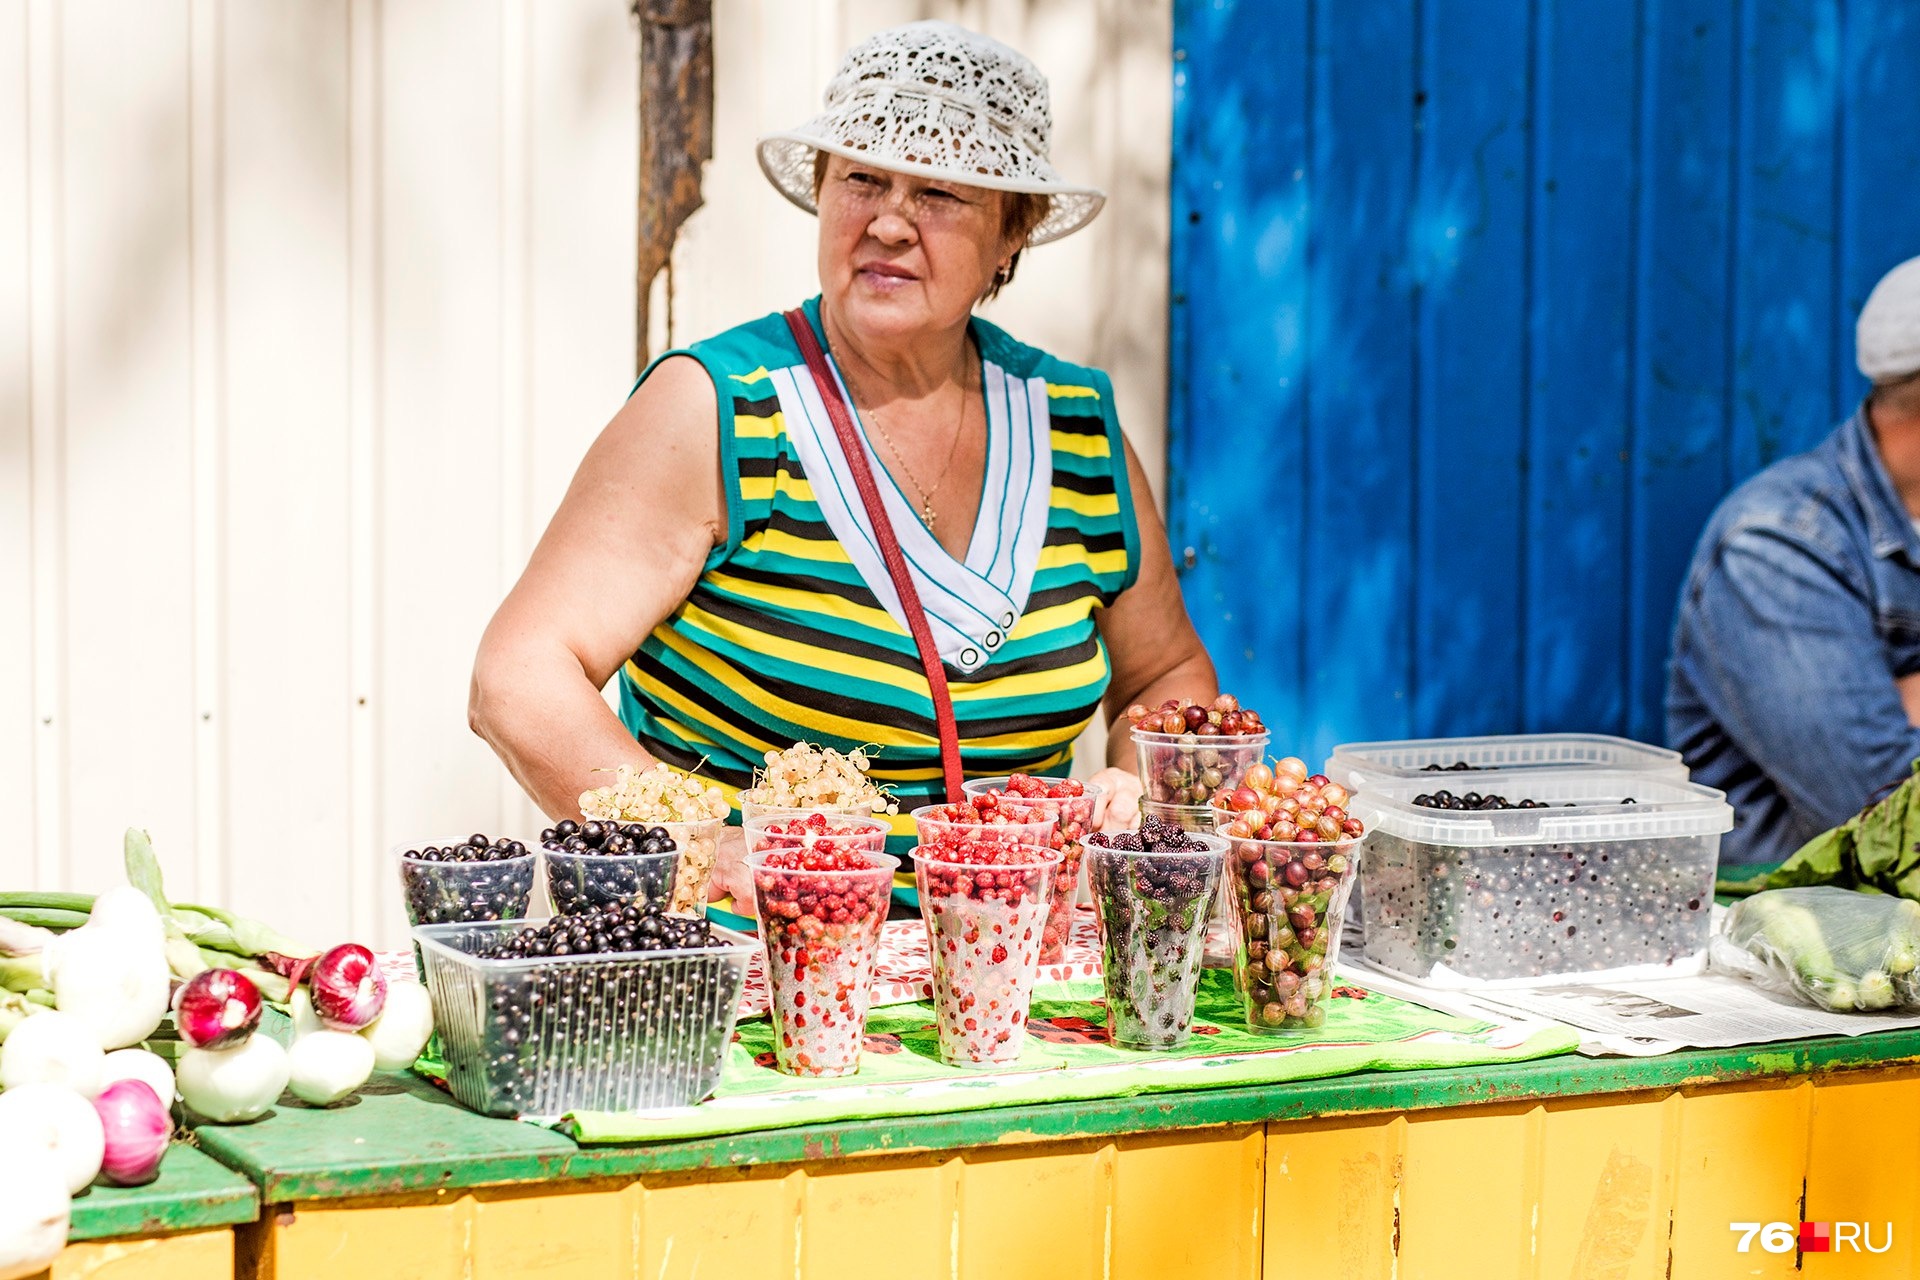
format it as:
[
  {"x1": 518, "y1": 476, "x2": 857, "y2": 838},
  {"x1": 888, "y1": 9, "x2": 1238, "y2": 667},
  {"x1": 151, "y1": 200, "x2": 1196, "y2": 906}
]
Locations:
[{"x1": 782, "y1": 308, "x2": 966, "y2": 804}]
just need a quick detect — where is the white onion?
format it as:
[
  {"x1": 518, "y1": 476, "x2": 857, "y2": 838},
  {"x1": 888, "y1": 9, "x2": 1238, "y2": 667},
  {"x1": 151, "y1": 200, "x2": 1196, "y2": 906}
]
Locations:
[
  {"x1": 286, "y1": 1031, "x2": 374, "y2": 1107},
  {"x1": 92, "y1": 1080, "x2": 171, "y2": 1186},
  {"x1": 49, "y1": 919, "x2": 171, "y2": 1050},
  {"x1": 86, "y1": 887, "x2": 165, "y2": 946},
  {"x1": 360, "y1": 981, "x2": 434, "y2": 1070},
  {"x1": 101, "y1": 1048, "x2": 176, "y2": 1105},
  {"x1": 0, "y1": 1149, "x2": 68, "y2": 1280},
  {"x1": 176, "y1": 1036, "x2": 289, "y2": 1124},
  {"x1": 0, "y1": 1083, "x2": 105, "y2": 1194},
  {"x1": 0, "y1": 1010, "x2": 106, "y2": 1097}
]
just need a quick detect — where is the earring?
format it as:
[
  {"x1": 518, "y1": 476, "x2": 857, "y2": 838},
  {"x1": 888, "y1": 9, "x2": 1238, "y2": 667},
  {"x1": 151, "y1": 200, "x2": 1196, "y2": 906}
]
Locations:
[{"x1": 995, "y1": 263, "x2": 1012, "y2": 284}]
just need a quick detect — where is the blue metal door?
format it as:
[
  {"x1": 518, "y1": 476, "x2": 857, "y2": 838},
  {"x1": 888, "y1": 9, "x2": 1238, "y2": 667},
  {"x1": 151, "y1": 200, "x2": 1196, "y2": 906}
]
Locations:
[{"x1": 1168, "y1": 0, "x2": 1920, "y2": 767}]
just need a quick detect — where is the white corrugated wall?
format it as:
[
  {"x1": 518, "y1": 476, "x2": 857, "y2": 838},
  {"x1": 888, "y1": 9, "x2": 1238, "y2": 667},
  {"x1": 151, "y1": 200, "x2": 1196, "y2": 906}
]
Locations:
[{"x1": 1, "y1": 0, "x2": 1170, "y2": 949}]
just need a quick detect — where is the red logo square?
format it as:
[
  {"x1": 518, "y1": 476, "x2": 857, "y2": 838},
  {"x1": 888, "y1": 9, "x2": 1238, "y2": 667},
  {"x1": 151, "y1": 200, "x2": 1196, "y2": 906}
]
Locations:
[{"x1": 1800, "y1": 1222, "x2": 1832, "y2": 1253}]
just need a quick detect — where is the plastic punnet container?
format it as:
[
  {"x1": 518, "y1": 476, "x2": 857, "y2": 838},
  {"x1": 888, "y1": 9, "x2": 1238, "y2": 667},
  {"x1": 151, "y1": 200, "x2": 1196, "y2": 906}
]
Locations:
[
  {"x1": 1087, "y1": 833, "x2": 1227, "y2": 1049},
  {"x1": 748, "y1": 849, "x2": 899, "y2": 1077},
  {"x1": 540, "y1": 847, "x2": 678, "y2": 917},
  {"x1": 1324, "y1": 733, "x2": 1686, "y2": 792},
  {"x1": 413, "y1": 920, "x2": 755, "y2": 1118},
  {"x1": 1350, "y1": 770, "x2": 1732, "y2": 988}
]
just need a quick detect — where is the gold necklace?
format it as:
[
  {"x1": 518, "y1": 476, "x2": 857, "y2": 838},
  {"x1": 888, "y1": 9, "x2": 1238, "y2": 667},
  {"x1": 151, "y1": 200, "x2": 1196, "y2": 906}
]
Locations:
[{"x1": 848, "y1": 381, "x2": 968, "y2": 533}]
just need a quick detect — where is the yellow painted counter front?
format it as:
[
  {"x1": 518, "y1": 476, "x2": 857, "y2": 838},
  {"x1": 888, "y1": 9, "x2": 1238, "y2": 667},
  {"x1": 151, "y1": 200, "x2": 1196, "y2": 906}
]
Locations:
[{"x1": 187, "y1": 1032, "x2": 1920, "y2": 1280}]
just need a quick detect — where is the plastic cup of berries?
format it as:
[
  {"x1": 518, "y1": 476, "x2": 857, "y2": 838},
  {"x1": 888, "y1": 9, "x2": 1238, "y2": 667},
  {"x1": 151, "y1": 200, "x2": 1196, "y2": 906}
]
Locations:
[
  {"x1": 394, "y1": 835, "x2": 537, "y2": 978},
  {"x1": 957, "y1": 775, "x2": 1105, "y2": 964},
  {"x1": 1208, "y1": 762, "x2": 1368, "y2": 1033},
  {"x1": 538, "y1": 820, "x2": 681, "y2": 917},
  {"x1": 913, "y1": 841, "x2": 1062, "y2": 1069},
  {"x1": 1125, "y1": 696, "x2": 1270, "y2": 807},
  {"x1": 746, "y1": 846, "x2": 900, "y2": 1078},
  {"x1": 910, "y1": 799, "x2": 1056, "y2": 952},
  {"x1": 1086, "y1": 828, "x2": 1228, "y2": 1049},
  {"x1": 649, "y1": 816, "x2": 726, "y2": 914},
  {"x1": 743, "y1": 810, "x2": 893, "y2": 862}
]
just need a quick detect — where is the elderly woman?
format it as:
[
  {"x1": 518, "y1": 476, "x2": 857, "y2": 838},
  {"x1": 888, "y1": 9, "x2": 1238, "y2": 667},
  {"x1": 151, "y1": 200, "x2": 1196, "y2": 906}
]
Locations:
[{"x1": 470, "y1": 21, "x2": 1219, "y2": 899}]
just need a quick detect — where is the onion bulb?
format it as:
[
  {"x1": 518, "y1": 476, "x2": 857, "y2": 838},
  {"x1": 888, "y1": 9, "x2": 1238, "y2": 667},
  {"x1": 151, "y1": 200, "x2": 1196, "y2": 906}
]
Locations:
[
  {"x1": 176, "y1": 1035, "x2": 289, "y2": 1124},
  {"x1": 0, "y1": 1149, "x2": 68, "y2": 1280},
  {"x1": 286, "y1": 1031, "x2": 374, "y2": 1107},
  {"x1": 101, "y1": 1048, "x2": 176, "y2": 1106},
  {"x1": 360, "y1": 980, "x2": 434, "y2": 1069},
  {"x1": 0, "y1": 1010, "x2": 106, "y2": 1098},
  {"x1": 92, "y1": 1080, "x2": 171, "y2": 1186},
  {"x1": 171, "y1": 969, "x2": 263, "y2": 1049},
  {"x1": 308, "y1": 944, "x2": 387, "y2": 1031},
  {"x1": 0, "y1": 1083, "x2": 105, "y2": 1194},
  {"x1": 48, "y1": 916, "x2": 171, "y2": 1050}
]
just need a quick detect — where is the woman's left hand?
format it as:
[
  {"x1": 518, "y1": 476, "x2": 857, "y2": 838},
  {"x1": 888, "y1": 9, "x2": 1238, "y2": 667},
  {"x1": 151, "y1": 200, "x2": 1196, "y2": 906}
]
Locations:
[{"x1": 1087, "y1": 766, "x2": 1142, "y2": 833}]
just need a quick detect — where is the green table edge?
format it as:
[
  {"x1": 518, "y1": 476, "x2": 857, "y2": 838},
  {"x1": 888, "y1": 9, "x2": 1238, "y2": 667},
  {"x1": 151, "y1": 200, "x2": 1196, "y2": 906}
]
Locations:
[
  {"x1": 67, "y1": 1140, "x2": 259, "y2": 1242},
  {"x1": 190, "y1": 1028, "x2": 1920, "y2": 1204}
]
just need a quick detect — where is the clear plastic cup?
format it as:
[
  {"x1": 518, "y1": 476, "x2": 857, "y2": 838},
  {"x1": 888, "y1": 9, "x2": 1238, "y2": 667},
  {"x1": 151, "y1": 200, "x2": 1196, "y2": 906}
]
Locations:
[
  {"x1": 738, "y1": 796, "x2": 886, "y2": 827},
  {"x1": 746, "y1": 848, "x2": 900, "y2": 1077},
  {"x1": 652, "y1": 816, "x2": 726, "y2": 914},
  {"x1": 1086, "y1": 833, "x2": 1227, "y2": 1049},
  {"x1": 393, "y1": 841, "x2": 537, "y2": 983},
  {"x1": 1218, "y1": 831, "x2": 1362, "y2": 1034},
  {"x1": 1130, "y1": 730, "x2": 1271, "y2": 807},
  {"x1": 1137, "y1": 801, "x2": 1238, "y2": 968},
  {"x1": 540, "y1": 847, "x2": 678, "y2": 917},
  {"x1": 1137, "y1": 799, "x2": 1219, "y2": 832},
  {"x1": 394, "y1": 843, "x2": 538, "y2": 928},
  {"x1": 958, "y1": 778, "x2": 1105, "y2": 963},
  {"x1": 743, "y1": 811, "x2": 892, "y2": 858},
  {"x1": 914, "y1": 843, "x2": 1062, "y2": 1068}
]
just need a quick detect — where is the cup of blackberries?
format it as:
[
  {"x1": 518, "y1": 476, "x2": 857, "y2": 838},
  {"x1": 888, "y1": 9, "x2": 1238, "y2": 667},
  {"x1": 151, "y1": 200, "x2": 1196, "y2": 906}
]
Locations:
[
  {"x1": 396, "y1": 834, "x2": 538, "y2": 929},
  {"x1": 1086, "y1": 822, "x2": 1227, "y2": 1049},
  {"x1": 537, "y1": 819, "x2": 681, "y2": 917}
]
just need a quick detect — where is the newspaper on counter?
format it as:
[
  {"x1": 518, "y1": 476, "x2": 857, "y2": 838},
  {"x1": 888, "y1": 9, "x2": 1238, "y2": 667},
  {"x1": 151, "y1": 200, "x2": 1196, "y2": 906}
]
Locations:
[{"x1": 1345, "y1": 958, "x2": 1920, "y2": 1056}]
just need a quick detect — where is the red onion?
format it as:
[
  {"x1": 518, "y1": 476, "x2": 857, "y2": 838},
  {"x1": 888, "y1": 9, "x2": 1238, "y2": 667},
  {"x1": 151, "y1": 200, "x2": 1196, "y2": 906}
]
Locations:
[
  {"x1": 92, "y1": 1079, "x2": 170, "y2": 1186},
  {"x1": 308, "y1": 944, "x2": 387, "y2": 1031},
  {"x1": 171, "y1": 969, "x2": 263, "y2": 1049}
]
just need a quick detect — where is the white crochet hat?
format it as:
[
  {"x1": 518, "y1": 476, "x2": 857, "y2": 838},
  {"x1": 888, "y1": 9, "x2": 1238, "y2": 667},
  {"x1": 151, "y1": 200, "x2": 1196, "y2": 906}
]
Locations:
[
  {"x1": 1858, "y1": 254, "x2": 1920, "y2": 383},
  {"x1": 757, "y1": 20, "x2": 1105, "y2": 246}
]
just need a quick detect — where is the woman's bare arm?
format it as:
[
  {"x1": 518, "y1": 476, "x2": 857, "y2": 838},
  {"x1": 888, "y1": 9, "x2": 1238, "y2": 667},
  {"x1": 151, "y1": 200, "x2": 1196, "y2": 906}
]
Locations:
[
  {"x1": 1096, "y1": 435, "x2": 1221, "y2": 767},
  {"x1": 469, "y1": 356, "x2": 725, "y2": 819}
]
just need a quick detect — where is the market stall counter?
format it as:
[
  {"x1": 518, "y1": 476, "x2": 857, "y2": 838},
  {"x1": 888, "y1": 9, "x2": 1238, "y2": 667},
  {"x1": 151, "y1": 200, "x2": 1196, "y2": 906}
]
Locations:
[
  {"x1": 189, "y1": 1030, "x2": 1920, "y2": 1280},
  {"x1": 40, "y1": 1142, "x2": 256, "y2": 1280}
]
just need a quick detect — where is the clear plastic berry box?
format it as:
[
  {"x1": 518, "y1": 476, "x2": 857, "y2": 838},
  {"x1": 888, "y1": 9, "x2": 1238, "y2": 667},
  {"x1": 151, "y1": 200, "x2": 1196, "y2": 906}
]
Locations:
[
  {"x1": 1324, "y1": 733, "x2": 1686, "y2": 791},
  {"x1": 1349, "y1": 770, "x2": 1732, "y2": 988},
  {"x1": 412, "y1": 920, "x2": 756, "y2": 1118}
]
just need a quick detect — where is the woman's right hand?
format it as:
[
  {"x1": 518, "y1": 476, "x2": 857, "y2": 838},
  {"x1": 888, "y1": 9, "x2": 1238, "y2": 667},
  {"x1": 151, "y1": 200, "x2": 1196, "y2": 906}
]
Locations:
[{"x1": 708, "y1": 823, "x2": 755, "y2": 915}]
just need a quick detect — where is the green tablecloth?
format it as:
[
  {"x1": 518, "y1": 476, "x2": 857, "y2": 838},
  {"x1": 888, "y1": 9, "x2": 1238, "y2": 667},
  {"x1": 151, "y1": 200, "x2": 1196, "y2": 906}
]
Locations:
[{"x1": 563, "y1": 968, "x2": 1578, "y2": 1143}]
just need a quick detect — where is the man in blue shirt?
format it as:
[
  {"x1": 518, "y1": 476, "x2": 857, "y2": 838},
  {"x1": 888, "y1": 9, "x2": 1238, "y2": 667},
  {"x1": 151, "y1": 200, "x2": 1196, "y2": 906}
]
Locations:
[{"x1": 1669, "y1": 255, "x2": 1920, "y2": 866}]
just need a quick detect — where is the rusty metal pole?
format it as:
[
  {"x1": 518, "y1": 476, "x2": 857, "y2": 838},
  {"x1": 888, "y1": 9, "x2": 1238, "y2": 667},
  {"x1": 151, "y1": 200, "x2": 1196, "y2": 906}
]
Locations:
[{"x1": 633, "y1": 0, "x2": 714, "y2": 372}]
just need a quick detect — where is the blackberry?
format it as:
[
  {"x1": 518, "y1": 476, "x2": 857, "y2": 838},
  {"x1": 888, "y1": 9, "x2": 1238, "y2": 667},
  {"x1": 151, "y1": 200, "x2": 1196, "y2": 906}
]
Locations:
[{"x1": 399, "y1": 835, "x2": 535, "y2": 927}]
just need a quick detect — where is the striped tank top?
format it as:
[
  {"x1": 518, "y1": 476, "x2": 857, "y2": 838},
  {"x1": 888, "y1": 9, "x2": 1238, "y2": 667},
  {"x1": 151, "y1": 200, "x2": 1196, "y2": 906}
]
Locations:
[{"x1": 617, "y1": 297, "x2": 1139, "y2": 838}]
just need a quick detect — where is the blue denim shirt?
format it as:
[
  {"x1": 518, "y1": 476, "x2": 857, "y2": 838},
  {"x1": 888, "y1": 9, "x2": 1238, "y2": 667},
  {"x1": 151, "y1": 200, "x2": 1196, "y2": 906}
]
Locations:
[{"x1": 1667, "y1": 406, "x2": 1920, "y2": 866}]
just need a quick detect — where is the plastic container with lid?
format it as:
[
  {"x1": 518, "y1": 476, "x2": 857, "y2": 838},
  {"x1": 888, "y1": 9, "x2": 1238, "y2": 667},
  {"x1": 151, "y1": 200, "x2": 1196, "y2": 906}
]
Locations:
[
  {"x1": 1349, "y1": 769, "x2": 1731, "y2": 988},
  {"x1": 1324, "y1": 733, "x2": 1686, "y2": 792}
]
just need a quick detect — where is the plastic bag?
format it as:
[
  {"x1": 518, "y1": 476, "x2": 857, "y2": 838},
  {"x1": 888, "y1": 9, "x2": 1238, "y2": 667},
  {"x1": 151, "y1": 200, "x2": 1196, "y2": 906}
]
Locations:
[{"x1": 1714, "y1": 886, "x2": 1920, "y2": 1012}]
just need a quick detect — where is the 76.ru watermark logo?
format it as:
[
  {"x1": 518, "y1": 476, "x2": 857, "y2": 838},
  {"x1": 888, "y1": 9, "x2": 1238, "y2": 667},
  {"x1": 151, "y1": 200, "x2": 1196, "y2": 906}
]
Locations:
[{"x1": 1730, "y1": 1221, "x2": 1893, "y2": 1254}]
